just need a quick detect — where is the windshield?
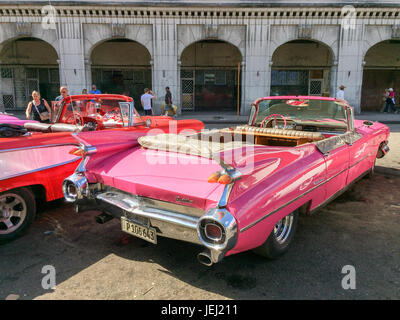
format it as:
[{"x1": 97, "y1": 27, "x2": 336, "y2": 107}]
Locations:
[
  {"x1": 53, "y1": 98, "x2": 142, "y2": 128},
  {"x1": 253, "y1": 99, "x2": 347, "y2": 127}
]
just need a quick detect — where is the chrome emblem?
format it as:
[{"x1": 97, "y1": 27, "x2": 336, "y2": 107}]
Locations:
[{"x1": 176, "y1": 196, "x2": 193, "y2": 204}]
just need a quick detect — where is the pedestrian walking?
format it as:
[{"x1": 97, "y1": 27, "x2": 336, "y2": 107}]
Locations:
[
  {"x1": 141, "y1": 88, "x2": 156, "y2": 116},
  {"x1": 161, "y1": 86, "x2": 177, "y2": 116},
  {"x1": 25, "y1": 91, "x2": 51, "y2": 123},
  {"x1": 55, "y1": 86, "x2": 69, "y2": 101},
  {"x1": 381, "y1": 89, "x2": 389, "y2": 112},
  {"x1": 336, "y1": 85, "x2": 345, "y2": 100},
  {"x1": 383, "y1": 88, "x2": 398, "y2": 113}
]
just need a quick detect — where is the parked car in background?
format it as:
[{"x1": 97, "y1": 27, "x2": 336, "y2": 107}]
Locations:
[
  {"x1": 0, "y1": 94, "x2": 204, "y2": 243},
  {"x1": 63, "y1": 96, "x2": 389, "y2": 266},
  {"x1": 0, "y1": 112, "x2": 37, "y2": 126}
]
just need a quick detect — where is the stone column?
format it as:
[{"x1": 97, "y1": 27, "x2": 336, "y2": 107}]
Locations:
[
  {"x1": 151, "y1": 20, "x2": 178, "y2": 115},
  {"x1": 330, "y1": 60, "x2": 338, "y2": 97},
  {"x1": 84, "y1": 58, "x2": 92, "y2": 92},
  {"x1": 56, "y1": 19, "x2": 87, "y2": 95},
  {"x1": 336, "y1": 24, "x2": 365, "y2": 113},
  {"x1": 242, "y1": 22, "x2": 270, "y2": 115}
]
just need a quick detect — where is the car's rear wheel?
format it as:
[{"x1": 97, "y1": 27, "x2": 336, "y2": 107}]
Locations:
[
  {"x1": 253, "y1": 210, "x2": 298, "y2": 259},
  {"x1": 0, "y1": 188, "x2": 36, "y2": 244}
]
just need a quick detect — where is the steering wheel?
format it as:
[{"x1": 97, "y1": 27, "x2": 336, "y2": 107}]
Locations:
[
  {"x1": 260, "y1": 114, "x2": 287, "y2": 129},
  {"x1": 65, "y1": 112, "x2": 85, "y2": 126}
]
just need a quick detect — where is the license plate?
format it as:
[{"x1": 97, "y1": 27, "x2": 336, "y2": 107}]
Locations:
[{"x1": 121, "y1": 217, "x2": 157, "y2": 244}]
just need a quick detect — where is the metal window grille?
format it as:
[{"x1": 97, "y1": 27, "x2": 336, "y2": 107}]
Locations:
[
  {"x1": 181, "y1": 79, "x2": 194, "y2": 111},
  {"x1": 181, "y1": 70, "x2": 194, "y2": 79},
  {"x1": 3, "y1": 95, "x2": 15, "y2": 109},
  {"x1": 1, "y1": 68, "x2": 13, "y2": 79},
  {"x1": 309, "y1": 79, "x2": 322, "y2": 95}
]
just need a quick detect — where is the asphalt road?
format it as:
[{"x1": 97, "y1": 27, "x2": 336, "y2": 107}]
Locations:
[{"x1": 0, "y1": 124, "x2": 399, "y2": 300}]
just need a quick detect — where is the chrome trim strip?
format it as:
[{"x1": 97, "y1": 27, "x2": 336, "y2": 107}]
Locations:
[
  {"x1": 218, "y1": 183, "x2": 234, "y2": 208},
  {"x1": 0, "y1": 143, "x2": 79, "y2": 154},
  {"x1": 0, "y1": 157, "x2": 82, "y2": 182},
  {"x1": 309, "y1": 170, "x2": 369, "y2": 214},
  {"x1": 240, "y1": 150, "x2": 376, "y2": 233}
]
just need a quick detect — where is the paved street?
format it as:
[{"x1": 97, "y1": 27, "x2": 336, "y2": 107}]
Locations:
[{"x1": 0, "y1": 124, "x2": 399, "y2": 300}]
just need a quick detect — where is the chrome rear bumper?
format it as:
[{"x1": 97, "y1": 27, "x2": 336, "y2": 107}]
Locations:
[{"x1": 96, "y1": 190, "x2": 202, "y2": 245}]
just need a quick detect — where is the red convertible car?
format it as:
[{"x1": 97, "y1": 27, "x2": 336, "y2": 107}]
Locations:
[
  {"x1": 63, "y1": 96, "x2": 389, "y2": 265},
  {"x1": 0, "y1": 94, "x2": 204, "y2": 243}
]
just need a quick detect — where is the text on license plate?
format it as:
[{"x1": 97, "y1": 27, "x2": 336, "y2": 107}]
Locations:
[{"x1": 121, "y1": 218, "x2": 157, "y2": 244}]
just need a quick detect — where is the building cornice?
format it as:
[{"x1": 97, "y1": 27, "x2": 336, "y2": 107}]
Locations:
[
  {"x1": 1, "y1": 1, "x2": 400, "y2": 8},
  {"x1": 1, "y1": 5, "x2": 400, "y2": 18}
]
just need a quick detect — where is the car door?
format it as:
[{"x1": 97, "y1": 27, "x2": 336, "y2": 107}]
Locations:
[
  {"x1": 322, "y1": 141, "x2": 350, "y2": 200},
  {"x1": 314, "y1": 133, "x2": 350, "y2": 200},
  {"x1": 345, "y1": 127, "x2": 377, "y2": 184},
  {"x1": 342, "y1": 105, "x2": 374, "y2": 184}
]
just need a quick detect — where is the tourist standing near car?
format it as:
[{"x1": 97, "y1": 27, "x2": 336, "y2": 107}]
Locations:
[
  {"x1": 55, "y1": 86, "x2": 69, "y2": 101},
  {"x1": 141, "y1": 88, "x2": 156, "y2": 116},
  {"x1": 25, "y1": 91, "x2": 51, "y2": 123},
  {"x1": 90, "y1": 84, "x2": 101, "y2": 94}
]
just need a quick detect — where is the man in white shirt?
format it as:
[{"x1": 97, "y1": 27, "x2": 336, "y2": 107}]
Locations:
[
  {"x1": 336, "y1": 85, "x2": 345, "y2": 100},
  {"x1": 141, "y1": 88, "x2": 156, "y2": 116}
]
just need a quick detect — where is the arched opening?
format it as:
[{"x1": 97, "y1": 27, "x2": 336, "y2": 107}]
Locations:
[
  {"x1": 90, "y1": 39, "x2": 151, "y2": 110},
  {"x1": 180, "y1": 40, "x2": 242, "y2": 112},
  {"x1": 271, "y1": 40, "x2": 333, "y2": 97},
  {"x1": 361, "y1": 40, "x2": 400, "y2": 111},
  {"x1": 0, "y1": 37, "x2": 59, "y2": 111}
]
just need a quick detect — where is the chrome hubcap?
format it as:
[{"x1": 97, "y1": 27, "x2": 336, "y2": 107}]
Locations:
[
  {"x1": 273, "y1": 213, "x2": 294, "y2": 244},
  {"x1": 0, "y1": 193, "x2": 27, "y2": 235}
]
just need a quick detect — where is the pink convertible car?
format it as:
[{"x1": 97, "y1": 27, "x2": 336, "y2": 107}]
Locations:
[
  {"x1": 63, "y1": 96, "x2": 390, "y2": 266},
  {"x1": 0, "y1": 113, "x2": 37, "y2": 126}
]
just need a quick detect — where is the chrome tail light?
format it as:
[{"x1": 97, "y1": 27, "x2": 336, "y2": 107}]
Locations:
[{"x1": 63, "y1": 173, "x2": 88, "y2": 202}]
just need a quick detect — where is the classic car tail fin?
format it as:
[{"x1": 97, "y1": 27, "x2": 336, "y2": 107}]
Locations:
[{"x1": 70, "y1": 129, "x2": 143, "y2": 173}]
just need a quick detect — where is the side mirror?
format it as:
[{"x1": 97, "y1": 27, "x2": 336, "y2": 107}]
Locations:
[
  {"x1": 248, "y1": 105, "x2": 256, "y2": 125},
  {"x1": 146, "y1": 118, "x2": 152, "y2": 128}
]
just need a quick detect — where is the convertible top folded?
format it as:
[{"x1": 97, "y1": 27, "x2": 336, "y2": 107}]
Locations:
[{"x1": 138, "y1": 132, "x2": 254, "y2": 159}]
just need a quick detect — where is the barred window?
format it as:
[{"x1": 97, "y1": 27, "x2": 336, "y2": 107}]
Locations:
[{"x1": 1, "y1": 68, "x2": 13, "y2": 79}]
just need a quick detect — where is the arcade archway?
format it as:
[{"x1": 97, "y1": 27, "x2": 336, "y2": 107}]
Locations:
[
  {"x1": 271, "y1": 40, "x2": 333, "y2": 97},
  {"x1": 361, "y1": 40, "x2": 400, "y2": 111},
  {"x1": 180, "y1": 40, "x2": 242, "y2": 112},
  {"x1": 0, "y1": 37, "x2": 59, "y2": 110},
  {"x1": 90, "y1": 39, "x2": 151, "y2": 110}
]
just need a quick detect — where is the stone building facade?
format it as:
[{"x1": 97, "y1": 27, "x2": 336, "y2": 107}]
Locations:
[{"x1": 0, "y1": 0, "x2": 399, "y2": 114}]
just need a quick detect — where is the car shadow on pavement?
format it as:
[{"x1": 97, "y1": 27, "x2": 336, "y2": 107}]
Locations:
[{"x1": 0, "y1": 173, "x2": 399, "y2": 300}]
